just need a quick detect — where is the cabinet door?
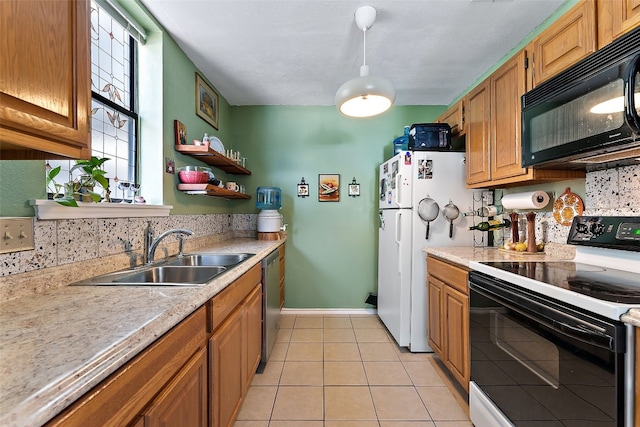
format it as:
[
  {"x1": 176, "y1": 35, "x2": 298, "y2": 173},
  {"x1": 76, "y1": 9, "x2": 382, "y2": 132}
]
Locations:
[
  {"x1": 465, "y1": 80, "x2": 491, "y2": 186},
  {"x1": 438, "y1": 99, "x2": 465, "y2": 135},
  {"x1": 143, "y1": 348, "x2": 208, "y2": 427},
  {"x1": 444, "y1": 286, "x2": 469, "y2": 392},
  {"x1": 245, "y1": 283, "x2": 263, "y2": 391},
  {"x1": 597, "y1": 0, "x2": 640, "y2": 48},
  {"x1": 427, "y1": 276, "x2": 444, "y2": 357},
  {"x1": 210, "y1": 308, "x2": 245, "y2": 427},
  {"x1": 532, "y1": 0, "x2": 596, "y2": 86},
  {"x1": 279, "y1": 245, "x2": 285, "y2": 309},
  {"x1": 0, "y1": 0, "x2": 91, "y2": 159},
  {"x1": 490, "y1": 50, "x2": 528, "y2": 181}
]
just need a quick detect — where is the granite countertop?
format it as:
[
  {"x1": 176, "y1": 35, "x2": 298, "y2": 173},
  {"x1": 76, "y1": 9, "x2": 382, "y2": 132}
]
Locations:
[
  {"x1": 621, "y1": 310, "x2": 640, "y2": 327},
  {"x1": 0, "y1": 238, "x2": 284, "y2": 427},
  {"x1": 423, "y1": 243, "x2": 576, "y2": 268}
]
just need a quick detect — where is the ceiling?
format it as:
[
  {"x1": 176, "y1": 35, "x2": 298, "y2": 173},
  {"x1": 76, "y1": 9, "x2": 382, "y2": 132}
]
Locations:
[{"x1": 140, "y1": 0, "x2": 568, "y2": 107}]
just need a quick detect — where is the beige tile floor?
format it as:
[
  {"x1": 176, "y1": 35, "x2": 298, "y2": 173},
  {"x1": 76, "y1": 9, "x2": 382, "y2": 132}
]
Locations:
[{"x1": 234, "y1": 313, "x2": 472, "y2": 427}]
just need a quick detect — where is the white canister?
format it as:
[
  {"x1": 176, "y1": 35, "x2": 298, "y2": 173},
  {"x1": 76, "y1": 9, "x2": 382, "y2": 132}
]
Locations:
[{"x1": 257, "y1": 210, "x2": 283, "y2": 232}]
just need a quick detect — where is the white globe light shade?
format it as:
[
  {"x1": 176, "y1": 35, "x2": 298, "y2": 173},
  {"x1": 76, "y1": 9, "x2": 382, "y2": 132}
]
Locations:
[{"x1": 335, "y1": 75, "x2": 396, "y2": 118}]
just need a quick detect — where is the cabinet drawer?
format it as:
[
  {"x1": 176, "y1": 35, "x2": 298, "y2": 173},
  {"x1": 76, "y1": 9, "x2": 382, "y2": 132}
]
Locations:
[
  {"x1": 208, "y1": 263, "x2": 261, "y2": 332},
  {"x1": 427, "y1": 256, "x2": 469, "y2": 295}
]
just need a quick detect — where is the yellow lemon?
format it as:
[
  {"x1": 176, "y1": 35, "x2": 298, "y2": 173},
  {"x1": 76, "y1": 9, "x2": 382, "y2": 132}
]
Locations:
[{"x1": 515, "y1": 243, "x2": 527, "y2": 252}]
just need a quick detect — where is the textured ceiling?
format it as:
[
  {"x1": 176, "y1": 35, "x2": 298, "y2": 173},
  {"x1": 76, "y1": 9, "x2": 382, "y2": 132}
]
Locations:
[{"x1": 140, "y1": 0, "x2": 568, "y2": 107}]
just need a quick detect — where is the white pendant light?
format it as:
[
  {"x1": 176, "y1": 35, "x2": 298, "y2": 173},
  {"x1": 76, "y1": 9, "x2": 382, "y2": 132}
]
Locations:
[{"x1": 335, "y1": 5, "x2": 395, "y2": 118}]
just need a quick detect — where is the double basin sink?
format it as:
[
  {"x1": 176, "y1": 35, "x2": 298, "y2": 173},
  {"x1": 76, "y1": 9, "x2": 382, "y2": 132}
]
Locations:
[{"x1": 73, "y1": 253, "x2": 254, "y2": 287}]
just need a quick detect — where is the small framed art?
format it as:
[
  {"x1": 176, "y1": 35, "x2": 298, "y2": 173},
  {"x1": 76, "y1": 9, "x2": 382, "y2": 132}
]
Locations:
[
  {"x1": 195, "y1": 73, "x2": 219, "y2": 129},
  {"x1": 174, "y1": 120, "x2": 187, "y2": 145},
  {"x1": 348, "y1": 177, "x2": 360, "y2": 197},
  {"x1": 318, "y1": 174, "x2": 340, "y2": 202},
  {"x1": 297, "y1": 178, "x2": 309, "y2": 198}
]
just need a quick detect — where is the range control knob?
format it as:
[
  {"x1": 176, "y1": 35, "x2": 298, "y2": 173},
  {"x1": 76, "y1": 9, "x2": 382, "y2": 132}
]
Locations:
[
  {"x1": 590, "y1": 222, "x2": 606, "y2": 236},
  {"x1": 575, "y1": 223, "x2": 589, "y2": 234}
]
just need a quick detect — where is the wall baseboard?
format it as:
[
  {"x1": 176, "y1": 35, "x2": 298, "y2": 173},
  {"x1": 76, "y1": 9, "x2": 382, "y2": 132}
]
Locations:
[{"x1": 282, "y1": 308, "x2": 377, "y2": 315}]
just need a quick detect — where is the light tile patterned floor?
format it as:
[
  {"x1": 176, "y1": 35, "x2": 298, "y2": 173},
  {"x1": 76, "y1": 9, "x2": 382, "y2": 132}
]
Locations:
[{"x1": 234, "y1": 313, "x2": 472, "y2": 427}]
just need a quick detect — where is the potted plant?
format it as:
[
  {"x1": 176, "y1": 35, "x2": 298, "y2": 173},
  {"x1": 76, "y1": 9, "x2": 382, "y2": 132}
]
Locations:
[{"x1": 46, "y1": 157, "x2": 110, "y2": 206}]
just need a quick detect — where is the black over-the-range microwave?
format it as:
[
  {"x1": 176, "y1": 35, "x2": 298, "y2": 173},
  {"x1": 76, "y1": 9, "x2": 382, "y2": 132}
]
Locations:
[{"x1": 521, "y1": 26, "x2": 640, "y2": 170}]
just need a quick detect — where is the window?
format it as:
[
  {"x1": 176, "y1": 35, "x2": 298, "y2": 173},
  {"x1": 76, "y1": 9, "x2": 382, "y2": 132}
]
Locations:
[{"x1": 48, "y1": 0, "x2": 138, "y2": 201}]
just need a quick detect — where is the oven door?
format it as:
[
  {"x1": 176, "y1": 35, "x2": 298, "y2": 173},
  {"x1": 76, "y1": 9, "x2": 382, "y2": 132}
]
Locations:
[{"x1": 469, "y1": 271, "x2": 625, "y2": 427}]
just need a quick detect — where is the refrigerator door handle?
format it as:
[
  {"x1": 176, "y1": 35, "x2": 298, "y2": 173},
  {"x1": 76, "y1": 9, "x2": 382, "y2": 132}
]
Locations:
[
  {"x1": 395, "y1": 173, "x2": 402, "y2": 206},
  {"x1": 395, "y1": 211, "x2": 402, "y2": 274}
]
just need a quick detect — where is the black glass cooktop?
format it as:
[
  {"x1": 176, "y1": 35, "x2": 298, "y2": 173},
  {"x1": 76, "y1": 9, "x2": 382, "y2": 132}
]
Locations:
[{"x1": 482, "y1": 261, "x2": 640, "y2": 304}]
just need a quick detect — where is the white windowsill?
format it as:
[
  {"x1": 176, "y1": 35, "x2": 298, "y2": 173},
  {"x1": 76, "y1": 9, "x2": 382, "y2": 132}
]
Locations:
[{"x1": 30, "y1": 200, "x2": 173, "y2": 220}]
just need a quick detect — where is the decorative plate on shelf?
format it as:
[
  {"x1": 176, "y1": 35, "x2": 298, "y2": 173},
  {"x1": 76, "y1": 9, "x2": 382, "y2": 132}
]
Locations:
[
  {"x1": 553, "y1": 187, "x2": 584, "y2": 226},
  {"x1": 209, "y1": 136, "x2": 224, "y2": 154}
]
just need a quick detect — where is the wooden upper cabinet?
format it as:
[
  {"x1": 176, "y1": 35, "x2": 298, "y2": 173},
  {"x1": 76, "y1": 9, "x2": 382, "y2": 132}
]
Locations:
[
  {"x1": 0, "y1": 0, "x2": 91, "y2": 160},
  {"x1": 490, "y1": 50, "x2": 527, "y2": 182},
  {"x1": 531, "y1": 0, "x2": 597, "y2": 86},
  {"x1": 597, "y1": 0, "x2": 640, "y2": 48},
  {"x1": 438, "y1": 99, "x2": 465, "y2": 136},
  {"x1": 465, "y1": 80, "x2": 491, "y2": 186}
]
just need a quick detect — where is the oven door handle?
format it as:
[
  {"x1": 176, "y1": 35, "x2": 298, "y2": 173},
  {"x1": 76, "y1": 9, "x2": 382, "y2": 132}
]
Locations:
[
  {"x1": 553, "y1": 320, "x2": 614, "y2": 351},
  {"x1": 471, "y1": 280, "x2": 618, "y2": 352}
]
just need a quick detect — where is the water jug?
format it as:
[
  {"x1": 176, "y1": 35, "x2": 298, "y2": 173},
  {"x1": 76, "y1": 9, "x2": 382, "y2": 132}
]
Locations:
[{"x1": 256, "y1": 187, "x2": 282, "y2": 210}]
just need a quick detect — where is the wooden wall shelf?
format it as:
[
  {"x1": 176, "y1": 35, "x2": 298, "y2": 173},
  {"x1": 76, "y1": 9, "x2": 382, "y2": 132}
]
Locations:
[
  {"x1": 177, "y1": 184, "x2": 251, "y2": 199},
  {"x1": 175, "y1": 145, "x2": 251, "y2": 175}
]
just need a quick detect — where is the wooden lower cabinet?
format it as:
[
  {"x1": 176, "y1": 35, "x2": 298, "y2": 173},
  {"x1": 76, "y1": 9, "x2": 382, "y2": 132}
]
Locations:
[
  {"x1": 279, "y1": 244, "x2": 286, "y2": 309},
  {"x1": 210, "y1": 307, "x2": 245, "y2": 427},
  {"x1": 633, "y1": 328, "x2": 640, "y2": 426},
  {"x1": 245, "y1": 283, "x2": 263, "y2": 389},
  {"x1": 46, "y1": 307, "x2": 208, "y2": 427},
  {"x1": 208, "y1": 263, "x2": 263, "y2": 427},
  {"x1": 427, "y1": 255, "x2": 470, "y2": 392},
  {"x1": 142, "y1": 348, "x2": 208, "y2": 427}
]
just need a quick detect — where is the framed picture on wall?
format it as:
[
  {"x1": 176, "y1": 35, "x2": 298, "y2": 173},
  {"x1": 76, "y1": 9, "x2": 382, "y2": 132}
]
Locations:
[
  {"x1": 318, "y1": 174, "x2": 340, "y2": 202},
  {"x1": 174, "y1": 120, "x2": 187, "y2": 145},
  {"x1": 195, "y1": 73, "x2": 219, "y2": 130}
]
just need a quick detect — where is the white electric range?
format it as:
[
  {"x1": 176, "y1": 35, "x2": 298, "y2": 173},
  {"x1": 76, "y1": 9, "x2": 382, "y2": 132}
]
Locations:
[{"x1": 468, "y1": 216, "x2": 640, "y2": 427}]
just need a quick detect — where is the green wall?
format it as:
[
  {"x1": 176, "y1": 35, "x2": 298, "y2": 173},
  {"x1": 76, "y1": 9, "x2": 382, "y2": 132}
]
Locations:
[
  {"x1": 0, "y1": 161, "x2": 45, "y2": 216},
  {"x1": 229, "y1": 106, "x2": 444, "y2": 308}
]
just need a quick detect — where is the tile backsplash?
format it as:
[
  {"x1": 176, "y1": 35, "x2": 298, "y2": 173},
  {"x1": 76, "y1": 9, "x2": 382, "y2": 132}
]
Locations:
[
  {"x1": 537, "y1": 164, "x2": 639, "y2": 244},
  {"x1": 1, "y1": 213, "x2": 257, "y2": 277}
]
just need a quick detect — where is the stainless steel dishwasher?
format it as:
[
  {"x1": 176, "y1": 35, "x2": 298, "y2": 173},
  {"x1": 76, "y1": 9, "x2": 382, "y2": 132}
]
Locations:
[{"x1": 260, "y1": 249, "x2": 280, "y2": 369}]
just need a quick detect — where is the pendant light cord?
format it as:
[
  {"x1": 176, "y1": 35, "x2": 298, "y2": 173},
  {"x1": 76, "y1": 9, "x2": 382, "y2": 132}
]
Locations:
[{"x1": 362, "y1": 27, "x2": 367, "y2": 68}]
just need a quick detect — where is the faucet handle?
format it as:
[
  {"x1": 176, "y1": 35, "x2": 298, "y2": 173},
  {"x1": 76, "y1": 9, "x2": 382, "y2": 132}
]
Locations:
[{"x1": 173, "y1": 228, "x2": 194, "y2": 258}]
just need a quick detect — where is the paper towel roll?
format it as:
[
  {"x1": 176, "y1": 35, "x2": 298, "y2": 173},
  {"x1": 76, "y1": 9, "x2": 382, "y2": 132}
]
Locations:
[{"x1": 501, "y1": 191, "x2": 550, "y2": 210}]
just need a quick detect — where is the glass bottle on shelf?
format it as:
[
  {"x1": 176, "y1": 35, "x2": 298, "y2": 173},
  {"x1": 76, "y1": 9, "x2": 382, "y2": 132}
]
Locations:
[{"x1": 469, "y1": 218, "x2": 512, "y2": 231}]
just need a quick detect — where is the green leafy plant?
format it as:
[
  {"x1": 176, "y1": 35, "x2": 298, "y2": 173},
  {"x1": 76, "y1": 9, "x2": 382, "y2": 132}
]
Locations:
[
  {"x1": 46, "y1": 157, "x2": 110, "y2": 206},
  {"x1": 46, "y1": 165, "x2": 78, "y2": 207}
]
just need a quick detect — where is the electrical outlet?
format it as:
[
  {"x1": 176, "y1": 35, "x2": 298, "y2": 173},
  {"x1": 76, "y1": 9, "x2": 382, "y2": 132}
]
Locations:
[{"x1": 0, "y1": 217, "x2": 35, "y2": 254}]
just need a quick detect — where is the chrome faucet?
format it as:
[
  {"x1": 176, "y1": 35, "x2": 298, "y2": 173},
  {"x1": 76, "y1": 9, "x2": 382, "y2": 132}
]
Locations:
[{"x1": 144, "y1": 224, "x2": 194, "y2": 264}]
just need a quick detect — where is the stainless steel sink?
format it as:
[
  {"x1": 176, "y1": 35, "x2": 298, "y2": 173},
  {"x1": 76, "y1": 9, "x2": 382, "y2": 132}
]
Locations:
[
  {"x1": 73, "y1": 266, "x2": 227, "y2": 286},
  {"x1": 71, "y1": 252, "x2": 254, "y2": 286},
  {"x1": 163, "y1": 253, "x2": 254, "y2": 267}
]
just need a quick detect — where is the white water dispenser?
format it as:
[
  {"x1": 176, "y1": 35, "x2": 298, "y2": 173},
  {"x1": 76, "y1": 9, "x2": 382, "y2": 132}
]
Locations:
[{"x1": 256, "y1": 187, "x2": 283, "y2": 232}]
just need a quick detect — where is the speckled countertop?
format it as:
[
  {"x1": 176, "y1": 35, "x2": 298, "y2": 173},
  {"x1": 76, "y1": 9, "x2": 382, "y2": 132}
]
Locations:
[
  {"x1": 0, "y1": 238, "x2": 284, "y2": 427},
  {"x1": 423, "y1": 243, "x2": 577, "y2": 268}
]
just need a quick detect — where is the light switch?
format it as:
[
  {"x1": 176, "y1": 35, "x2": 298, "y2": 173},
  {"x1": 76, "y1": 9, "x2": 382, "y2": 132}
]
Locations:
[{"x1": 0, "y1": 217, "x2": 35, "y2": 254}]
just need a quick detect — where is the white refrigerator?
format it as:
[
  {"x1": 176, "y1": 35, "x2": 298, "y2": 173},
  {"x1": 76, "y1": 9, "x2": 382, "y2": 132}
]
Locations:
[{"x1": 377, "y1": 150, "x2": 478, "y2": 352}]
